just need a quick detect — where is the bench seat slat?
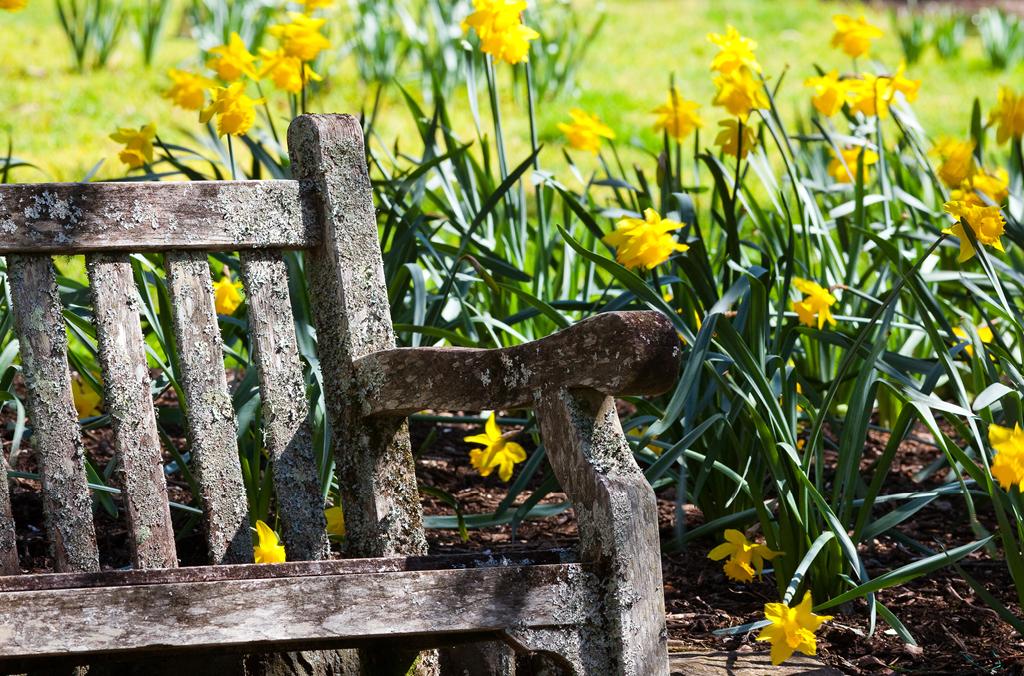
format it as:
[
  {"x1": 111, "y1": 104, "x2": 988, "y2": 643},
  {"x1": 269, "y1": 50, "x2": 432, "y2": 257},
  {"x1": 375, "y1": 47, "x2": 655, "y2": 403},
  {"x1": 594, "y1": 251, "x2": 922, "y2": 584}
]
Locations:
[
  {"x1": 0, "y1": 562, "x2": 591, "y2": 661},
  {"x1": 0, "y1": 181, "x2": 316, "y2": 254},
  {"x1": 239, "y1": 251, "x2": 327, "y2": 561},
  {"x1": 87, "y1": 254, "x2": 177, "y2": 570},
  {"x1": 165, "y1": 252, "x2": 251, "y2": 564},
  {"x1": 7, "y1": 255, "x2": 99, "y2": 573}
]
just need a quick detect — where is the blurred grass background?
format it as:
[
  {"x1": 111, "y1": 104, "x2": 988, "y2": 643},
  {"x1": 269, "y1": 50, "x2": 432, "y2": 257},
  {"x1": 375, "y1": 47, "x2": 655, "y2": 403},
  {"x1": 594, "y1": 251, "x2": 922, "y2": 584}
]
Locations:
[{"x1": 1, "y1": 0, "x2": 1020, "y2": 181}]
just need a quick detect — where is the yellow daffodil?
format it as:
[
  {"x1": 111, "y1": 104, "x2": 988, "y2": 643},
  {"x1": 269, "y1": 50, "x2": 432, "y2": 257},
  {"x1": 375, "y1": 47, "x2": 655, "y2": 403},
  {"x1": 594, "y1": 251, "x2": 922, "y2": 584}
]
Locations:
[
  {"x1": 163, "y1": 69, "x2": 216, "y2": 111},
  {"x1": 706, "y1": 25, "x2": 761, "y2": 74},
  {"x1": 213, "y1": 275, "x2": 244, "y2": 315},
  {"x1": 989, "y1": 86, "x2": 1024, "y2": 144},
  {"x1": 110, "y1": 124, "x2": 156, "y2": 169},
  {"x1": 462, "y1": 0, "x2": 539, "y2": 65},
  {"x1": 952, "y1": 168, "x2": 1010, "y2": 208},
  {"x1": 932, "y1": 137, "x2": 976, "y2": 188},
  {"x1": 792, "y1": 278, "x2": 838, "y2": 329},
  {"x1": 888, "y1": 62, "x2": 921, "y2": 104},
  {"x1": 707, "y1": 529, "x2": 782, "y2": 583},
  {"x1": 0, "y1": 0, "x2": 27, "y2": 11},
  {"x1": 714, "y1": 118, "x2": 757, "y2": 159},
  {"x1": 464, "y1": 412, "x2": 527, "y2": 482},
  {"x1": 827, "y1": 145, "x2": 878, "y2": 183},
  {"x1": 757, "y1": 592, "x2": 832, "y2": 666},
  {"x1": 942, "y1": 200, "x2": 1006, "y2": 263},
  {"x1": 712, "y1": 67, "x2": 768, "y2": 120},
  {"x1": 259, "y1": 48, "x2": 322, "y2": 93},
  {"x1": 558, "y1": 108, "x2": 615, "y2": 155},
  {"x1": 652, "y1": 88, "x2": 704, "y2": 142},
  {"x1": 253, "y1": 520, "x2": 286, "y2": 563},
  {"x1": 603, "y1": 208, "x2": 688, "y2": 270},
  {"x1": 953, "y1": 324, "x2": 994, "y2": 357},
  {"x1": 269, "y1": 12, "x2": 331, "y2": 62},
  {"x1": 845, "y1": 69, "x2": 921, "y2": 119},
  {"x1": 206, "y1": 32, "x2": 258, "y2": 81},
  {"x1": 991, "y1": 424, "x2": 1024, "y2": 491},
  {"x1": 325, "y1": 505, "x2": 345, "y2": 537},
  {"x1": 71, "y1": 374, "x2": 102, "y2": 419},
  {"x1": 804, "y1": 70, "x2": 849, "y2": 117},
  {"x1": 200, "y1": 83, "x2": 266, "y2": 137},
  {"x1": 830, "y1": 14, "x2": 883, "y2": 59},
  {"x1": 295, "y1": 0, "x2": 331, "y2": 12}
]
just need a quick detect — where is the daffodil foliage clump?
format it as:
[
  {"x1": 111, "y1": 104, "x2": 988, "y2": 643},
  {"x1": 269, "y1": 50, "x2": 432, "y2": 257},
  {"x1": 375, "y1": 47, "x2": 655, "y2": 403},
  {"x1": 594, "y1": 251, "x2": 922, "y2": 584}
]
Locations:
[{"x1": 5, "y1": 0, "x2": 1024, "y2": 665}]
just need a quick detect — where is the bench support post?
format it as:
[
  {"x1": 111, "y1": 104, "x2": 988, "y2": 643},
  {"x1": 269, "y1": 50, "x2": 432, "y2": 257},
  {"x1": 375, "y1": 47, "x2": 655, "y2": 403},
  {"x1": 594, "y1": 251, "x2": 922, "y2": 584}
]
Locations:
[{"x1": 533, "y1": 388, "x2": 669, "y2": 676}]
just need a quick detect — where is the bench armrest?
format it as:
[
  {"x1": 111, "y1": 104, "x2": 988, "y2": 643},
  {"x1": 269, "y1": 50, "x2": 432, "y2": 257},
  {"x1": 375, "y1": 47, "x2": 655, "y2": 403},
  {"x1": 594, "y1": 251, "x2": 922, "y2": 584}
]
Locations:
[{"x1": 353, "y1": 311, "x2": 681, "y2": 416}]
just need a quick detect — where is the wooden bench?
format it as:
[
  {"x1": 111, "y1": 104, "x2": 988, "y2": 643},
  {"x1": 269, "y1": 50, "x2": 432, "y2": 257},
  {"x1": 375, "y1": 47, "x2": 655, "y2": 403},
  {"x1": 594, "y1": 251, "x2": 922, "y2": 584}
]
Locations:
[{"x1": 0, "y1": 114, "x2": 679, "y2": 675}]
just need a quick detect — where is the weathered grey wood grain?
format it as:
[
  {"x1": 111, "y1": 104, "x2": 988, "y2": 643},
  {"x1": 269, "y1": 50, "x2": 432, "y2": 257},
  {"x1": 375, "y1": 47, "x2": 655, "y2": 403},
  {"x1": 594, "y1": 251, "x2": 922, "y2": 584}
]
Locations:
[
  {"x1": 0, "y1": 457, "x2": 18, "y2": 575},
  {"x1": 7, "y1": 255, "x2": 99, "y2": 574},
  {"x1": 87, "y1": 254, "x2": 177, "y2": 570},
  {"x1": 534, "y1": 388, "x2": 670, "y2": 676},
  {"x1": 0, "y1": 563, "x2": 592, "y2": 661},
  {"x1": 0, "y1": 550, "x2": 575, "y2": 592},
  {"x1": 288, "y1": 113, "x2": 429, "y2": 676},
  {"x1": 0, "y1": 181, "x2": 318, "y2": 253},
  {"x1": 288, "y1": 115, "x2": 426, "y2": 560},
  {"x1": 356, "y1": 311, "x2": 680, "y2": 416},
  {"x1": 239, "y1": 251, "x2": 327, "y2": 561},
  {"x1": 165, "y1": 251, "x2": 251, "y2": 564}
]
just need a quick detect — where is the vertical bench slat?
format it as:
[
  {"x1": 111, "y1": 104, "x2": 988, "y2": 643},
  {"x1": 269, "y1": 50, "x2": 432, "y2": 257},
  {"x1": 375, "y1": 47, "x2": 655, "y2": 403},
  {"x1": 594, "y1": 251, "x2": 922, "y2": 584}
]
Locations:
[
  {"x1": 239, "y1": 250, "x2": 328, "y2": 561},
  {"x1": 0, "y1": 458, "x2": 18, "y2": 575},
  {"x1": 288, "y1": 114, "x2": 427, "y2": 560},
  {"x1": 164, "y1": 251, "x2": 252, "y2": 564},
  {"x1": 7, "y1": 255, "x2": 100, "y2": 573},
  {"x1": 87, "y1": 254, "x2": 177, "y2": 570}
]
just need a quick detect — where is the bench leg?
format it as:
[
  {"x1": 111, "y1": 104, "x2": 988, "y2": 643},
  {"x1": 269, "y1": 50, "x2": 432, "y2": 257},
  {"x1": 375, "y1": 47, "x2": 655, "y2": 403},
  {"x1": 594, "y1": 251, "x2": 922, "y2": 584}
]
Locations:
[{"x1": 533, "y1": 388, "x2": 669, "y2": 676}]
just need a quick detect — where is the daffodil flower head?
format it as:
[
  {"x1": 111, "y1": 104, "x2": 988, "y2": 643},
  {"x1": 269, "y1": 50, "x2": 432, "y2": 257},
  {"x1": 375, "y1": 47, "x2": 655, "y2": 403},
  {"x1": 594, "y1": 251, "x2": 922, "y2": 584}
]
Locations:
[
  {"x1": 707, "y1": 529, "x2": 782, "y2": 583},
  {"x1": 325, "y1": 505, "x2": 345, "y2": 537},
  {"x1": 0, "y1": 0, "x2": 27, "y2": 12},
  {"x1": 652, "y1": 88, "x2": 704, "y2": 142},
  {"x1": 931, "y1": 137, "x2": 976, "y2": 189},
  {"x1": 206, "y1": 32, "x2": 258, "y2": 82},
  {"x1": 213, "y1": 275, "x2": 244, "y2": 315},
  {"x1": 71, "y1": 373, "x2": 102, "y2": 419},
  {"x1": 756, "y1": 591, "x2": 832, "y2": 665},
  {"x1": 830, "y1": 14, "x2": 884, "y2": 59},
  {"x1": 714, "y1": 118, "x2": 757, "y2": 159},
  {"x1": 259, "y1": 48, "x2": 322, "y2": 93},
  {"x1": 711, "y1": 67, "x2": 768, "y2": 121},
  {"x1": 953, "y1": 168, "x2": 1010, "y2": 207},
  {"x1": 792, "y1": 278, "x2": 838, "y2": 329},
  {"x1": 199, "y1": 83, "x2": 266, "y2": 137},
  {"x1": 269, "y1": 12, "x2": 332, "y2": 62},
  {"x1": 464, "y1": 412, "x2": 527, "y2": 482},
  {"x1": 164, "y1": 69, "x2": 217, "y2": 111},
  {"x1": 253, "y1": 520, "x2": 286, "y2": 563},
  {"x1": 706, "y1": 25, "x2": 761, "y2": 74},
  {"x1": 953, "y1": 324, "x2": 994, "y2": 358},
  {"x1": 942, "y1": 200, "x2": 1006, "y2": 263},
  {"x1": 602, "y1": 208, "x2": 689, "y2": 271},
  {"x1": 110, "y1": 123, "x2": 156, "y2": 169},
  {"x1": 557, "y1": 108, "x2": 615, "y2": 155},
  {"x1": 990, "y1": 424, "x2": 1024, "y2": 492},
  {"x1": 989, "y1": 86, "x2": 1024, "y2": 145},
  {"x1": 827, "y1": 145, "x2": 879, "y2": 183},
  {"x1": 462, "y1": 0, "x2": 539, "y2": 64},
  {"x1": 804, "y1": 70, "x2": 850, "y2": 117}
]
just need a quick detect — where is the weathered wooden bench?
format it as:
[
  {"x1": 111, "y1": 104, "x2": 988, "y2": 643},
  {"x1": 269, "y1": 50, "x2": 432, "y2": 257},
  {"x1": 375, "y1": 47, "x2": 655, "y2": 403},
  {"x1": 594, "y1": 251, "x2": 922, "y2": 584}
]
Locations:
[{"x1": 0, "y1": 114, "x2": 679, "y2": 675}]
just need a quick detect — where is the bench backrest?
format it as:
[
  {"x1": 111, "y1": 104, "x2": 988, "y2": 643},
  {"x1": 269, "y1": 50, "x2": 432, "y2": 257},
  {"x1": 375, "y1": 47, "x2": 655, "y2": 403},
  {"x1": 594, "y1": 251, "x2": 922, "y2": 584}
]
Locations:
[{"x1": 0, "y1": 114, "x2": 424, "y2": 575}]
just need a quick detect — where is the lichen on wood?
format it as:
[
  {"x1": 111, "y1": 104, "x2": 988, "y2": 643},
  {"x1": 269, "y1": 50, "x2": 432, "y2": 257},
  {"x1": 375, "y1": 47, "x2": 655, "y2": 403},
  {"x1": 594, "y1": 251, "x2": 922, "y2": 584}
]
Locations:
[
  {"x1": 165, "y1": 251, "x2": 252, "y2": 564},
  {"x1": 87, "y1": 253, "x2": 177, "y2": 570},
  {"x1": 7, "y1": 254, "x2": 99, "y2": 574}
]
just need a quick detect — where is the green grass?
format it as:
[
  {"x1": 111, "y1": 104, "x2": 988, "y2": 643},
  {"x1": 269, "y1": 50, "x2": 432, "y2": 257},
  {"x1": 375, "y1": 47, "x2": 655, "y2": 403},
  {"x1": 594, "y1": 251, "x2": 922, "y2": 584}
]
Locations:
[{"x1": 1, "y1": 0, "x2": 1021, "y2": 181}]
